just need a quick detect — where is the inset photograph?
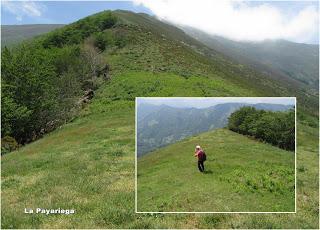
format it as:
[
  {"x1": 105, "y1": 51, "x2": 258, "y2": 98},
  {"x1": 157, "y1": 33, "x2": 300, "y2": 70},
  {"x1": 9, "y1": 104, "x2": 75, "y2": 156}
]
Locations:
[{"x1": 136, "y1": 97, "x2": 296, "y2": 213}]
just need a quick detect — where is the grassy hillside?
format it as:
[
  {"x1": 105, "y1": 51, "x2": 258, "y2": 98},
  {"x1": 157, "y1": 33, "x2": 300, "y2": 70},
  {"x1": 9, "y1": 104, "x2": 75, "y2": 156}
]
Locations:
[
  {"x1": 184, "y1": 28, "x2": 319, "y2": 92},
  {"x1": 138, "y1": 129, "x2": 295, "y2": 212},
  {"x1": 1, "y1": 24, "x2": 64, "y2": 47},
  {"x1": 1, "y1": 10, "x2": 319, "y2": 228},
  {"x1": 2, "y1": 72, "x2": 319, "y2": 228},
  {"x1": 107, "y1": 11, "x2": 318, "y2": 115}
]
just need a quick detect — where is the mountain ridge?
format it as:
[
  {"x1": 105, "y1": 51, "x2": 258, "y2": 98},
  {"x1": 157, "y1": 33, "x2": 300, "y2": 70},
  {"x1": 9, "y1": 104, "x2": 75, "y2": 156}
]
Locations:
[{"x1": 183, "y1": 27, "x2": 319, "y2": 92}]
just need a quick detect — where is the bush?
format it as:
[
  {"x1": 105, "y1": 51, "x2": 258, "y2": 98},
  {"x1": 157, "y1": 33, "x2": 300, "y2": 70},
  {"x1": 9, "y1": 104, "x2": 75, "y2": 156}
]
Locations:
[
  {"x1": 1, "y1": 37, "x2": 107, "y2": 144},
  {"x1": 96, "y1": 12, "x2": 117, "y2": 30},
  {"x1": 1, "y1": 136, "x2": 18, "y2": 154},
  {"x1": 42, "y1": 11, "x2": 117, "y2": 49},
  {"x1": 228, "y1": 107, "x2": 295, "y2": 151},
  {"x1": 115, "y1": 34, "x2": 127, "y2": 48},
  {"x1": 93, "y1": 33, "x2": 107, "y2": 51}
]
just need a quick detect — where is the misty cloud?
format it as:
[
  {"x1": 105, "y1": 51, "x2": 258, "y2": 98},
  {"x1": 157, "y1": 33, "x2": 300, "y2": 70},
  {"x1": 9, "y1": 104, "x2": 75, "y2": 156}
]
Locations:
[{"x1": 133, "y1": 0, "x2": 318, "y2": 43}]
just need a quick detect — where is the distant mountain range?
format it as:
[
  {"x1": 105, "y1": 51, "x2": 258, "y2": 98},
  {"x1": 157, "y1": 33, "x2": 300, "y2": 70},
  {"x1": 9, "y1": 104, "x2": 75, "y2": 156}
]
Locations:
[
  {"x1": 1, "y1": 24, "x2": 64, "y2": 47},
  {"x1": 137, "y1": 103, "x2": 293, "y2": 156}
]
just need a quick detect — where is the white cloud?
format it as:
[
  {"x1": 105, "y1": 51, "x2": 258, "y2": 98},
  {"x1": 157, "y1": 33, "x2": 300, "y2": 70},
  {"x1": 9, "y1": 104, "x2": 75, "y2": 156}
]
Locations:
[
  {"x1": 133, "y1": 0, "x2": 318, "y2": 43},
  {"x1": 2, "y1": 1, "x2": 46, "y2": 21}
]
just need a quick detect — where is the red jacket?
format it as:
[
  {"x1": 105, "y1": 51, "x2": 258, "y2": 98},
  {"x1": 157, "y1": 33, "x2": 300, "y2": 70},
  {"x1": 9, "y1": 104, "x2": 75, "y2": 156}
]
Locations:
[{"x1": 196, "y1": 150, "x2": 204, "y2": 161}]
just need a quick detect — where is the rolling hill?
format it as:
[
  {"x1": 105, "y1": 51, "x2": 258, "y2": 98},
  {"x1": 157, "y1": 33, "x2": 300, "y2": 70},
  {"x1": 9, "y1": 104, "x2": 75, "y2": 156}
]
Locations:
[
  {"x1": 1, "y1": 10, "x2": 319, "y2": 228},
  {"x1": 137, "y1": 103, "x2": 293, "y2": 156},
  {"x1": 1, "y1": 24, "x2": 64, "y2": 47},
  {"x1": 137, "y1": 128, "x2": 295, "y2": 212}
]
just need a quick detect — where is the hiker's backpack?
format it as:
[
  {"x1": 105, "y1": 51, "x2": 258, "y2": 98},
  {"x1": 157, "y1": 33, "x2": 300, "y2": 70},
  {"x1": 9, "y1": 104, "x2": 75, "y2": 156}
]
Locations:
[{"x1": 202, "y1": 151, "x2": 207, "y2": 161}]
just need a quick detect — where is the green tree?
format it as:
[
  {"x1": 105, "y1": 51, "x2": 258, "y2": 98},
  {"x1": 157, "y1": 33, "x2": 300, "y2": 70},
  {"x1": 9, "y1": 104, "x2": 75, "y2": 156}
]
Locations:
[
  {"x1": 93, "y1": 32, "x2": 107, "y2": 51},
  {"x1": 228, "y1": 107, "x2": 295, "y2": 151}
]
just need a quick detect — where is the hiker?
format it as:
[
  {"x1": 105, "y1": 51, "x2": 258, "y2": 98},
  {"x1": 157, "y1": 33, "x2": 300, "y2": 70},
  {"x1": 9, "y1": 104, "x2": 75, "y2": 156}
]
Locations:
[{"x1": 194, "y1": 145, "x2": 206, "y2": 172}]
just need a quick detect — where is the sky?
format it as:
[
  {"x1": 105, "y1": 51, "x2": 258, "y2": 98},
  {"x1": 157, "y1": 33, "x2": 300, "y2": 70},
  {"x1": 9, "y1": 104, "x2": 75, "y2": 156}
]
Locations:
[
  {"x1": 1, "y1": 1, "x2": 319, "y2": 44},
  {"x1": 1, "y1": 1, "x2": 151, "y2": 24},
  {"x1": 137, "y1": 97, "x2": 296, "y2": 109}
]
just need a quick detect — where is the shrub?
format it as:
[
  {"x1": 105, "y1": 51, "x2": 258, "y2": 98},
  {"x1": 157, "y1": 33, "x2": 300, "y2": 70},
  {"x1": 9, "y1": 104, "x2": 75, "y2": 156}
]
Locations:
[
  {"x1": 1, "y1": 136, "x2": 18, "y2": 154},
  {"x1": 94, "y1": 33, "x2": 107, "y2": 51},
  {"x1": 1, "y1": 36, "x2": 107, "y2": 144},
  {"x1": 42, "y1": 11, "x2": 117, "y2": 49},
  {"x1": 228, "y1": 107, "x2": 295, "y2": 151},
  {"x1": 96, "y1": 12, "x2": 117, "y2": 30}
]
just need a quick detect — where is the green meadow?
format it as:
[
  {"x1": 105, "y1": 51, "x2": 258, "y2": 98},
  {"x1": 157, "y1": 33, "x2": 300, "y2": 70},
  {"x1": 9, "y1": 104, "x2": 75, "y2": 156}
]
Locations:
[
  {"x1": 138, "y1": 129, "x2": 295, "y2": 212},
  {"x1": 2, "y1": 71, "x2": 318, "y2": 228}
]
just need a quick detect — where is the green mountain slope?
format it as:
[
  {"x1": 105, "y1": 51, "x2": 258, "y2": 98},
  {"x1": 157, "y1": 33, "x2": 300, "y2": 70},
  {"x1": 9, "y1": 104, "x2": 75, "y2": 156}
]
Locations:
[
  {"x1": 107, "y1": 11, "x2": 317, "y2": 115},
  {"x1": 1, "y1": 24, "x2": 64, "y2": 47},
  {"x1": 2, "y1": 71, "x2": 318, "y2": 228},
  {"x1": 1, "y1": 10, "x2": 319, "y2": 228},
  {"x1": 184, "y1": 28, "x2": 319, "y2": 92},
  {"x1": 138, "y1": 128, "x2": 295, "y2": 212}
]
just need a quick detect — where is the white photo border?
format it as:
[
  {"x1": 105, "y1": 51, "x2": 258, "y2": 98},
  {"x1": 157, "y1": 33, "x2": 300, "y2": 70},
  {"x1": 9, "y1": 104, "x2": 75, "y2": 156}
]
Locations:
[{"x1": 135, "y1": 97, "x2": 297, "y2": 214}]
